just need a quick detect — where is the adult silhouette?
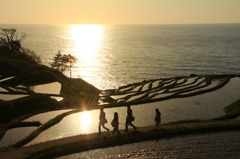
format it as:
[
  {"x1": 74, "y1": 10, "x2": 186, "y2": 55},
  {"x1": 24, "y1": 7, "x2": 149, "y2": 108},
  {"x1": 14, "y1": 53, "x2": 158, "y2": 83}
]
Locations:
[
  {"x1": 98, "y1": 107, "x2": 110, "y2": 136},
  {"x1": 125, "y1": 105, "x2": 137, "y2": 132},
  {"x1": 154, "y1": 108, "x2": 161, "y2": 128},
  {"x1": 111, "y1": 112, "x2": 120, "y2": 134}
]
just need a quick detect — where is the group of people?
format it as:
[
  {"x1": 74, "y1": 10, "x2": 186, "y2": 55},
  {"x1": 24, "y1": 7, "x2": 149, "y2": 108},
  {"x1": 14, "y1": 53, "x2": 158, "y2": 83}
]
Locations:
[{"x1": 98, "y1": 105, "x2": 161, "y2": 136}]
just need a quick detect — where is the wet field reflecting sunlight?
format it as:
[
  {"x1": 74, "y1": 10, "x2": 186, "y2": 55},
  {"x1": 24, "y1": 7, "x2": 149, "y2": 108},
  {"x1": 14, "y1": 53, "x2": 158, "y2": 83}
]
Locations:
[{"x1": 1, "y1": 78, "x2": 240, "y2": 148}]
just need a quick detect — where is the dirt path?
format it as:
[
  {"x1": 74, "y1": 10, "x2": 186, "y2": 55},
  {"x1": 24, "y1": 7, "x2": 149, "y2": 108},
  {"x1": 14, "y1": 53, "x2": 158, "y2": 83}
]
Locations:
[{"x1": 1, "y1": 120, "x2": 240, "y2": 159}]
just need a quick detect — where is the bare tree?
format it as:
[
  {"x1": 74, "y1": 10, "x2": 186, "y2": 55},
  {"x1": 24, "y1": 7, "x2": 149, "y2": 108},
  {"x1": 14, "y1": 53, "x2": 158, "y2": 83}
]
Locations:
[
  {"x1": 0, "y1": 28, "x2": 27, "y2": 53},
  {"x1": 0, "y1": 28, "x2": 41, "y2": 64}
]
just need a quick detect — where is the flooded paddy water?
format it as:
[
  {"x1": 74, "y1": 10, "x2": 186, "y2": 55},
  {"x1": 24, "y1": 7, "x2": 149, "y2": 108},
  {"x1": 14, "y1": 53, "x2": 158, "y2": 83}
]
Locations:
[{"x1": 1, "y1": 77, "x2": 240, "y2": 148}]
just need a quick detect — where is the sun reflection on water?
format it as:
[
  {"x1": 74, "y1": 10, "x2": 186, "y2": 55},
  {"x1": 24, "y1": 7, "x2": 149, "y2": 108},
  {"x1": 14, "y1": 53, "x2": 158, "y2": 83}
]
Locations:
[
  {"x1": 79, "y1": 111, "x2": 92, "y2": 133},
  {"x1": 68, "y1": 24, "x2": 105, "y2": 87},
  {"x1": 69, "y1": 24, "x2": 104, "y2": 58}
]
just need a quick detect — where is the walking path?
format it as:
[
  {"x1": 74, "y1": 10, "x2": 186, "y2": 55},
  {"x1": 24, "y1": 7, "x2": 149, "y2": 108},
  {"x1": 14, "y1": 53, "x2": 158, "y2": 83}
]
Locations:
[{"x1": 0, "y1": 120, "x2": 240, "y2": 159}]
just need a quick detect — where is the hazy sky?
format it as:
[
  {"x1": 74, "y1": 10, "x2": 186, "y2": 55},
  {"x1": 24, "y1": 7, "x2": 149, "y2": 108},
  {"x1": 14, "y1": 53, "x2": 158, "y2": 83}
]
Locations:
[{"x1": 0, "y1": 0, "x2": 240, "y2": 24}]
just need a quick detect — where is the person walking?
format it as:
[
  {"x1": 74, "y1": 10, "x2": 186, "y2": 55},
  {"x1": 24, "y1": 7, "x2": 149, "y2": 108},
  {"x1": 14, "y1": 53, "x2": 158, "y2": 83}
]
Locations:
[
  {"x1": 98, "y1": 107, "x2": 110, "y2": 136},
  {"x1": 125, "y1": 105, "x2": 137, "y2": 132},
  {"x1": 154, "y1": 108, "x2": 161, "y2": 128},
  {"x1": 111, "y1": 112, "x2": 120, "y2": 135}
]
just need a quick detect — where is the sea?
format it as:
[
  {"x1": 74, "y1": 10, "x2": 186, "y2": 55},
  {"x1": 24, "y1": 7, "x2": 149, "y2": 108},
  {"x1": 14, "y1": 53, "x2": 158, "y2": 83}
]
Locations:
[{"x1": 1, "y1": 23, "x2": 240, "y2": 90}]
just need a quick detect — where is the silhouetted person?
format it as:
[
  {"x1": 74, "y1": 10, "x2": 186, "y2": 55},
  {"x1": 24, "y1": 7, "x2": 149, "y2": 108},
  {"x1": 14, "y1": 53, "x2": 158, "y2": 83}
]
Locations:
[
  {"x1": 125, "y1": 105, "x2": 137, "y2": 132},
  {"x1": 111, "y1": 112, "x2": 120, "y2": 135},
  {"x1": 154, "y1": 108, "x2": 161, "y2": 128},
  {"x1": 98, "y1": 107, "x2": 110, "y2": 136}
]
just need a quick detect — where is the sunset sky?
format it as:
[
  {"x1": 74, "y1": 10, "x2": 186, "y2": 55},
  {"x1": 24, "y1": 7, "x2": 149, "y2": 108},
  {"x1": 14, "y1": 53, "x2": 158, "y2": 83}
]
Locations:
[{"x1": 0, "y1": 0, "x2": 240, "y2": 25}]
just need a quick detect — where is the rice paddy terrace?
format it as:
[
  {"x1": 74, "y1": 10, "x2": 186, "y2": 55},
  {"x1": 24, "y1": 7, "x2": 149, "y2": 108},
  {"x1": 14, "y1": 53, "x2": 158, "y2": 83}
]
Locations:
[
  {"x1": 0, "y1": 74, "x2": 240, "y2": 149},
  {"x1": 99, "y1": 74, "x2": 240, "y2": 107}
]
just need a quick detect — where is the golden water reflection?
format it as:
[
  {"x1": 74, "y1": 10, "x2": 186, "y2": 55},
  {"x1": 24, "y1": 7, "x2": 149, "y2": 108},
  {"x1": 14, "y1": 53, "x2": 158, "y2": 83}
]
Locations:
[
  {"x1": 68, "y1": 24, "x2": 106, "y2": 87},
  {"x1": 79, "y1": 111, "x2": 92, "y2": 133},
  {"x1": 69, "y1": 24, "x2": 104, "y2": 60}
]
